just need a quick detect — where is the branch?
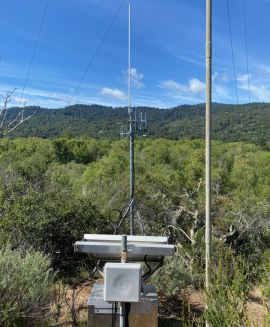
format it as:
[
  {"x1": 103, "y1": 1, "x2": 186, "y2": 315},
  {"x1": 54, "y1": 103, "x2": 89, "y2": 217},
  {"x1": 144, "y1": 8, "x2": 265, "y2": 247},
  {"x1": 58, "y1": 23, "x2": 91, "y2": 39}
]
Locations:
[
  {"x1": 0, "y1": 88, "x2": 17, "y2": 127},
  {"x1": 1, "y1": 102, "x2": 39, "y2": 138},
  {"x1": 166, "y1": 224, "x2": 193, "y2": 243}
]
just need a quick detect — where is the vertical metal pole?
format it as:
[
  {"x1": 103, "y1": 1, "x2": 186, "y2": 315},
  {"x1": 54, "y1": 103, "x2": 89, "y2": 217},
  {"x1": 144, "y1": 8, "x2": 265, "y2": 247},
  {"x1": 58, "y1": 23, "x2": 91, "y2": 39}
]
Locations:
[
  {"x1": 130, "y1": 121, "x2": 134, "y2": 235},
  {"x1": 122, "y1": 234, "x2": 128, "y2": 253},
  {"x1": 205, "y1": 0, "x2": 212, "y2": 317},
  {"x1": 128, "y1": 3, "x2": 134, "y2": 235},
  {"x1": 128, "y1": 4, "x2": 131, "y2": 110},
  {"x1": 120, "y1": 235, "x2": 127, "y2": 327}
]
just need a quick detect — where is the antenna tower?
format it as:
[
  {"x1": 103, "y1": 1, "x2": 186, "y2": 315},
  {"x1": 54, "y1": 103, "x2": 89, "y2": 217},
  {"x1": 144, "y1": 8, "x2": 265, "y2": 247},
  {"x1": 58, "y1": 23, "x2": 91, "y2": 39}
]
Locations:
[{"x1": 118, "y1": 4, "x2": 147, "y2": 236}]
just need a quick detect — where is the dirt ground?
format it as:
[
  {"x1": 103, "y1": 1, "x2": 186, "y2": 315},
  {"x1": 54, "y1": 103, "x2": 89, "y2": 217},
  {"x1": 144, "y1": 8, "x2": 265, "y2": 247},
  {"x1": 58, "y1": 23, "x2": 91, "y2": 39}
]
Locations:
[{"x1": 57, "y1": 281, "x2": 267, "y2": 327}]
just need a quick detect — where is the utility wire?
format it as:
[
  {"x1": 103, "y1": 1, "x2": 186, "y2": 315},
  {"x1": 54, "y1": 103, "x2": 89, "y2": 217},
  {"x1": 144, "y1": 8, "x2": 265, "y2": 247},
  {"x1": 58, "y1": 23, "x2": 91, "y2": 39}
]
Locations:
[
  {"x1": 18, "y1": 0, "x2": 50, "y2": 108},
  {"x1": 227, "y1": 0, "x2": 241, "y2": 126},
  {"x1": 243, "y1": 0, "x2": 251, "y2": 103},
  {"x1": 68, "y1": 0, "x2": 126, "y2": 106}
]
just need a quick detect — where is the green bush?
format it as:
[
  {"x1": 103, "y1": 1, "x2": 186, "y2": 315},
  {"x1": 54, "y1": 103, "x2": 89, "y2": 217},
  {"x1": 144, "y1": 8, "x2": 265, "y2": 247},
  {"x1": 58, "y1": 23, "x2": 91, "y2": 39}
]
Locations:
[
  {"x1": 150, "y1": 254, "x2": 196, "y2": 296},
  {"x1": 203, "y1": 248, "x2": 250, "y2": 327},
  {"x1": 1, "y1": 188, "x2": 105, "y2": 273},
  {"x1": 261, "y1": 249, "x2": 270, "y2": 303},
  {"x1": 0, "y1": 246, "x2": 54, "y2": 326}
]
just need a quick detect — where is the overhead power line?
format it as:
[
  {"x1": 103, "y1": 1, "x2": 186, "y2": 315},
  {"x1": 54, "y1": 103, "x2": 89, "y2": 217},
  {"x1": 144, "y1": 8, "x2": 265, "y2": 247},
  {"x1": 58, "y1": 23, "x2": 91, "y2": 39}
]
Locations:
[
  {"x1": 226, "y1": 0, "x2": 242, "y2": 125},
  {"x1": 226, "y1": 0, "x2": 239, "y2": 106},
  {"x1": 243, "y1": 0, "x2": 251, "y2": 103},
  {"x1": 18, "y1": 0, "x2": 50, "y2": 108},
  {"x1": 67, "y1": 0, "x2": 126, "y2": 106}
]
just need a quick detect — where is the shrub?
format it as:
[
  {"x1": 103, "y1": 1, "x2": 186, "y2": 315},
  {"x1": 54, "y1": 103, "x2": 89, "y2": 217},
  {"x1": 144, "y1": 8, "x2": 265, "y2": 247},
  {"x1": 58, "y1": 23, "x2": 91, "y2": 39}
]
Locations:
[
  {"x1": 150, "y1": 254, "x2": 196, "y2": 296},
  {"x1": 203, "y1": 248, "x2": 250, "y2": 327},
  {"x1": 1, "y1": 188, "x2": 105, "y2": 274},
  {"x1": 0, "y1": 246, "x2": 54, "y2": 326}
]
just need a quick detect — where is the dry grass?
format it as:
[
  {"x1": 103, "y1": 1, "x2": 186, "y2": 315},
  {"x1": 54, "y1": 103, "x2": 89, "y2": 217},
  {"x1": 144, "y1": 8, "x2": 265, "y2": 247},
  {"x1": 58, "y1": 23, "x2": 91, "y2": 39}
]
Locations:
[{"x1": 48, "y1": 281, "x2": 268, "y2": 327}]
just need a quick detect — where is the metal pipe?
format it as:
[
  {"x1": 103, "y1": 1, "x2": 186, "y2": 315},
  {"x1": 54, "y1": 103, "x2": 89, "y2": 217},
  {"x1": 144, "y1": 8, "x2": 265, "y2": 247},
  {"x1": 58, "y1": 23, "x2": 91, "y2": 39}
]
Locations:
[
  {"x1": 205, "y1": 0, "x2": 212, "y2": 315},
  {"x1": 120, "y1": 305, "x2": 126, "y2": 327},
  {"x1": 128, "y1": 3, "x2": 134, "y2": 235},
  {"x1": 128, "y1": 4, "x2": 131, "y2": 109},
  {"x1": 130, "y1": 117, "x2": 134, "y2": 235},
  {"x1": 120, "y1": 234, "x2": 128, "y2": 327},
  {"x1": 122, "y1": 234, "x2": 127, "y2": 252}
]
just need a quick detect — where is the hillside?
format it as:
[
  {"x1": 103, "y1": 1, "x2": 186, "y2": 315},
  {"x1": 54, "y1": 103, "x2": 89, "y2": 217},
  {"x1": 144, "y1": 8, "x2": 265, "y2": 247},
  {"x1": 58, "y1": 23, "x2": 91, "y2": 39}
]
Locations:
[{"x1": 2, "y1": 102, "x2": 270, "y2": 142}]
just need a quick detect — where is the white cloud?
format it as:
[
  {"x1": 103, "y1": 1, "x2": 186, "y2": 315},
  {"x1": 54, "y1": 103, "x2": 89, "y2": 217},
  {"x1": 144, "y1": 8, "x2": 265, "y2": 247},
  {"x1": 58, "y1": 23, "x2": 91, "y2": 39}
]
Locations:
[
  {"x1": 158, "y1": 44, "x2": 205, "y2": 67},
  {"x1": 11, "y1": 96, "x2": 28, "y2": 104},
  {"x1": 237, "y1": 74, "x2": 250, "y2": 83},
  {"x1": 221, "y1": 74, "x2": 229, "y2": 82},
  {"x1": 160, "y1": 78, "x2": 205, "y2": 96},
  {"x1": 189, "y1": 78, "x2": 206, "y2": 94},
  {"x1": 239, "y1": 84, "x2": 270, "y2": 102},
  {"x1": 160, "y1": 80, "x2": 189, "y2": 94},
  {"x1": 51, "y1": 92, "x2": 74, "y2": 103},
  {"x1": 213, "y1": 84, "x2": 230, "y2": 99},
  {"x1": 159, "y1": 78, "x2": 206, "y2": 103},
  {"x1": 121, "y1": 68, "x2": 145, "y2": 89},
  {"x1": 177, "y1": 56, "x2": 205, "y2": 67},
  {"x1": 212, "y1": 72, "x2": 218, "y2": 82},
  {"x1": 211, "y1": 72, "x2": 231, "y2": 101},
  {"x1": 213, "y1": 72, "x2": 229, "y2": 83},
  {"x1": 100, "y1": 87, "x2": 127, "y2": 100}
]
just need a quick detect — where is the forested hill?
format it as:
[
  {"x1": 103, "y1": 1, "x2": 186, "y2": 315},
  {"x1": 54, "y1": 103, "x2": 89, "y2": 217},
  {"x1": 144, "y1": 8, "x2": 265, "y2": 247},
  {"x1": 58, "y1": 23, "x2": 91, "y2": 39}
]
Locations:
[{"x1": 4, "y1": 102, "x2": 270, "y2": 142}]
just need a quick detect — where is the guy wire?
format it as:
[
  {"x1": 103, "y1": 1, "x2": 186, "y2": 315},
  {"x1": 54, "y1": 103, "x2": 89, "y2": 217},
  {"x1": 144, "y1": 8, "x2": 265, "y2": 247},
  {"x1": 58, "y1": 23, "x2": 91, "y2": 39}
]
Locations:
[
  {"x1": 18, "y1": 0, "x2": 50, "y2": 108},
  {"x1": 226, "y1": 0, "x2": 242, "y2": 127},
  {"x1": 243, "y1": 0, "x2": 251, "y2": 103},
  {"x1": 68, "y1": 0, "x2": 126, "y2": 106}
]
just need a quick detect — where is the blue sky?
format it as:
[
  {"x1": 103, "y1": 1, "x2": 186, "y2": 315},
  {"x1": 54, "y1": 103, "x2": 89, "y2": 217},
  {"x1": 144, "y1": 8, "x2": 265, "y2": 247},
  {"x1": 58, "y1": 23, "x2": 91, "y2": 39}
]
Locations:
[{"x1": 1, "y1": 0, "x2": 270, "y2": 109}]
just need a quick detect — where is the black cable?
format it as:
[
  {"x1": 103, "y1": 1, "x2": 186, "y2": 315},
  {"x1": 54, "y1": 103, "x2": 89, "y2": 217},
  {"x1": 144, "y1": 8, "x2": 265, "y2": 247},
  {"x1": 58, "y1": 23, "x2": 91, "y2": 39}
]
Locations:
[
  {"x1": 109, "y1": 208, "x2": 122, "y2": 230},
  {"x1": 243, "y1": 0, "x2": 251, "y2": 103},
  {"x1": 112, "y1": 302, "x2": 118, "y2": 327},
  {"x1": 18, "y1": 0, "x2": 50, "y2": 108},
  {"x1": 68, "y1": 0, "x2": 126, "y2": 106},
  {"x1": 125, "y1": 303, "x2": 131, "y2": 327},
  {"x1": 226, "y1": 0, "x2": 242, "y2": 126},
  {"x1": 142, "y1": 255, "x2": 151, "y2": 278}
]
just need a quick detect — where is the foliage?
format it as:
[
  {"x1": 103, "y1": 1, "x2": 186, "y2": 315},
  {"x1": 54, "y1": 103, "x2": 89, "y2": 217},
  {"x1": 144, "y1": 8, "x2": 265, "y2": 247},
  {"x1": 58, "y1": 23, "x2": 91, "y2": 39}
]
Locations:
[
  {"x1": 0, "y1": 187, "x2": 105, "y2": 273},
  {"x1": 1, "y1": 134, "x2": 270, "y2": 324},
  {"x1": 261, "y1": 249, "x2": 270, "y2": 303},
  {"x1": 203, "y1": 248, "x2": 250, "y2": 327},
  {"x1": 0, "y1": 246, "x2": 54, "y2": 326},
  {"x1": 1, "y1": 136, "x2": 270, "y2": 277},
  {"x1": 150, "y1": 254, "x2": 197, "y2": 296}
]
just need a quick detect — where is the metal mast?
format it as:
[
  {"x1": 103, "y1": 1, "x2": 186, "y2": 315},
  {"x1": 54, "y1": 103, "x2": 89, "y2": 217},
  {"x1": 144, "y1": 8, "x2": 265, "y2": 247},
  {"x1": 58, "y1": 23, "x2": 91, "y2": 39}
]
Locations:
[
  {"x1": 117, "y1": 3, "x2": 146, "y2": 238},
  {"x1": 128, "y1": 3, "x2": 134, "y2": 235},
  {"x1": 205, "y1": 0, "x2": 212, "y2": 301}
]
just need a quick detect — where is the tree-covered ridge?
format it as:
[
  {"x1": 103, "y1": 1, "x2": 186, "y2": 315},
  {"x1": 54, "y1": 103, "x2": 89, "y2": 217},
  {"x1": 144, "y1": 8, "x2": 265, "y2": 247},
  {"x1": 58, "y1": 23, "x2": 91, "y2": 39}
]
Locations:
[{"x1": 3, "y1": 102, "x2": 270, "y2": 142}]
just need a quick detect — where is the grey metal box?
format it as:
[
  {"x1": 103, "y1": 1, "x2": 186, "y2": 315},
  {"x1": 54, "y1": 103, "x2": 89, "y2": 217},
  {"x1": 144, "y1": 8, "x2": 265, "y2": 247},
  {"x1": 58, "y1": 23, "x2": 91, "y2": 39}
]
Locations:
[
  {"x1": 104, "y1": 263, "x2": 142, "y2": 303},
  {"x1": 87, "y1": 284, "x2": 158, "y2": 327}
]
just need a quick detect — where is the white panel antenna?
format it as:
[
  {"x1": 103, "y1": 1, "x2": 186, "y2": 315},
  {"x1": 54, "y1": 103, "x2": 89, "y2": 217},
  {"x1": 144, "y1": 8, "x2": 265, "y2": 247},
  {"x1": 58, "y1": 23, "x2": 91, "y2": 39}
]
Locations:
[{"x1": 139, "y1": 112, "x2": 147, "y2": 130}]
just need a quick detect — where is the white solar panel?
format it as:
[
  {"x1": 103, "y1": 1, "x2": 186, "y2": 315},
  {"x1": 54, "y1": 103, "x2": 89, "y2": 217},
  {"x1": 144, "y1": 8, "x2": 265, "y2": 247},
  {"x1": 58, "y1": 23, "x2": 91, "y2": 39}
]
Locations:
[{"x1": 74, "y1": 234, "x2": 174, "y2": 262}]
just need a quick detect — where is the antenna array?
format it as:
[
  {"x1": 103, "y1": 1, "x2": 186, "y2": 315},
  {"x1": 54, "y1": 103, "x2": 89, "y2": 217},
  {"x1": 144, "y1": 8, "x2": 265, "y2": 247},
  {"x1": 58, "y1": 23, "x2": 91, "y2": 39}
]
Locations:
[{"x1": 120, "y1": 110, "x2": 147, "y2": 139}]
